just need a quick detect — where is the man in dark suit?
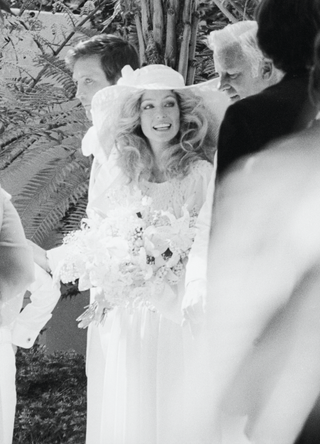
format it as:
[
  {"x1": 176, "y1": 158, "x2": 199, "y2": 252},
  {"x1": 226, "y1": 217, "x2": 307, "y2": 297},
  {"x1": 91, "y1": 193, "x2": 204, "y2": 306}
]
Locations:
[{"x1": 216, "y1": 0, "x2": 320, "y2": 177}]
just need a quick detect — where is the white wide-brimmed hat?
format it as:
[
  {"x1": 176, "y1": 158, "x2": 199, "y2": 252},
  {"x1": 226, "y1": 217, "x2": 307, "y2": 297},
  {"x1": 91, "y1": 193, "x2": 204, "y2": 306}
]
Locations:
[{"x1": 90, "y1": 64, "x2": 229, "y2": 156}]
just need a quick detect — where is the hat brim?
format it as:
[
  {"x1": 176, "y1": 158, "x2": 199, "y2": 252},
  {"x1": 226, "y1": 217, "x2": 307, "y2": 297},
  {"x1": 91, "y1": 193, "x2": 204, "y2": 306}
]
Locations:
[{"x1": 91, "y1": 77, "x2": 230, "y2": 156}]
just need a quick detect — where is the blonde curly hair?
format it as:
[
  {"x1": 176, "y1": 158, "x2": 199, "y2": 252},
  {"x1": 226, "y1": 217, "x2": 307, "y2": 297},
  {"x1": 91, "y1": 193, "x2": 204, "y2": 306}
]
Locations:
[{"x1": 114, "y1": 88, "x2": 216, "y2": 183}]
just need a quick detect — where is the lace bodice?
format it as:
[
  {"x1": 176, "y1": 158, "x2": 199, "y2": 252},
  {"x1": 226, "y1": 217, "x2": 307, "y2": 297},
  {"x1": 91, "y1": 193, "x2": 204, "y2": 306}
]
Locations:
[
  {"x1": 90, "y1": 160, "x2": 213, "y2": 219},
  {"x1": 139, "y1": 160, "x2": 213, "y2": 217}
]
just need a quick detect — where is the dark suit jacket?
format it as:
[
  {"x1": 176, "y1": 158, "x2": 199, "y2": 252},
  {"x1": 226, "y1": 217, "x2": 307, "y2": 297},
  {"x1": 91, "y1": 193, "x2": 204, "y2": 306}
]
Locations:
[{"x1": 217, "y1": 71, "x2": 318, "y2": 176}]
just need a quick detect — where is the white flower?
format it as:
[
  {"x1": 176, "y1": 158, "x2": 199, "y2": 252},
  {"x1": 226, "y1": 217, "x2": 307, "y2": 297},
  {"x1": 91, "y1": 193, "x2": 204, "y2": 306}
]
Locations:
[
  {"x1": 55, "y1": 196, "x2": 198, "y2": 327},
  {"x1": 144, "y1": 225, "x2": 170, "y2": 256}
]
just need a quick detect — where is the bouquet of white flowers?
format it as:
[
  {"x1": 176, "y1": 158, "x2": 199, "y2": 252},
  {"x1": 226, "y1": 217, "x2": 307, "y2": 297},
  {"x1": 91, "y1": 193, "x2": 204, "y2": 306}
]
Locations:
[{"x1": 54, "y1": 188, "x2": 197, "y2": 327}]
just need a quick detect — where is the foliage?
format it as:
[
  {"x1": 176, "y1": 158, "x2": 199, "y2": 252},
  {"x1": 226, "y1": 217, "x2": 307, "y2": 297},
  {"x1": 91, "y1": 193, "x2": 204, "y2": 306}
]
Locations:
[
  {"x1": 209, "y1": 0, "x2": 258, "y2": 22},
  {"x1": 13, "y1": 344, "x2": 87, "y2": 444},
  {"x1": 194, "y1": 0, "x2": 257, "y2": 81},
  {"x1": 94, "y1": 0, "x2": 258, "y2": 84},
  {"x1": 0, "y1": 7, "x2": 96, "y2": 249}
]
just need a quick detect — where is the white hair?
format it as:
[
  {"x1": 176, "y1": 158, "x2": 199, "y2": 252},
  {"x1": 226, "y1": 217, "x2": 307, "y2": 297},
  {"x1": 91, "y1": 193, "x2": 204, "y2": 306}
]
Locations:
[{"x1": 207, "y1": 21, "x2": 265, "y2": 78}]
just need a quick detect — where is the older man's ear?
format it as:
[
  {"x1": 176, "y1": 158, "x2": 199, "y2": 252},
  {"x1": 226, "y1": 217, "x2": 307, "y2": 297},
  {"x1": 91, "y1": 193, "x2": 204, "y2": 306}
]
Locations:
[
  {"x1": 261, "y1": 60, "x2": 284, "y2": 84},
  {"x1": 261, "y1": 60, "x2": 273, "y2": 80}
]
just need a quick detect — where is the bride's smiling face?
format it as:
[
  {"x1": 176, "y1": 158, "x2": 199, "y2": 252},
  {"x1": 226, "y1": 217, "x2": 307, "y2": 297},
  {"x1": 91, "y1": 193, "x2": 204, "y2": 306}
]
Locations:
[{"x1": 140, "y1": 90, "x2": 180, "y2": 148}]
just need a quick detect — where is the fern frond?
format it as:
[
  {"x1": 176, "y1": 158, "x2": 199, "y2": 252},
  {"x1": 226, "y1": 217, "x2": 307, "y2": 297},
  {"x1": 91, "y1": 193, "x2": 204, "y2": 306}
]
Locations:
[
  {"x1": 0, "y1": 60, "x2": 38, "y2": 81},
  {"x1": 52, "y1": 1, "x2": 79, "y2": 29},
  {"x1": 0, "y1": 127, "x2": 31, "y2": 152},
  {"x1": 24, "y1": 181, "x2": 89, "y2": 246},
  {"x1": 38, "y1": 158, "x2": 89, "y2": 200},
  {"x1": 33, "y1": 54, "x2": 76, "y2": 95},
  {"x1": 44, "y1": 193, "x2": 88, "y2": 247},
  {"x1": 9, "y1": 150, "x2": 89, "y2": 245},
  {"x1": 15, "y1": 152, "x2": 88, "y2": 201},
  {"x1": 60, "y1": 195, "x2": 88, "y2": 234},
  {"x1": 0, "y1": 134, "x2": 46, "y2": 169},
  {"x1": 1, "y1": 134, "x2": 90, "y2": 191},
  {"x1": 1, "y1": 145, "x2": 72, "y2": 191},
  {"x1": 31, "y1": 32, "x2": 57, "y2": 54}
]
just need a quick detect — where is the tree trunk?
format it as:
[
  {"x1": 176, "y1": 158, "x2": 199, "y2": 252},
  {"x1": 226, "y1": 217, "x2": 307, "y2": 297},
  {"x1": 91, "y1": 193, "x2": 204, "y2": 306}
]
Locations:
[
  {"x1": 123, "y1": 0, "x2": 255, "y2": 84},
  {"x1": 186, "y1": 11, "x2": 200, "y2": 85},
  {"x1": 152, "y1": 0, "x2": 163, "y2": 48},
  {"x1": 164, "y1": 0, "x2": 179, "y2": 68},
  {"x1": 134, "y1": 0, "x2": 200, "y2": 84}
]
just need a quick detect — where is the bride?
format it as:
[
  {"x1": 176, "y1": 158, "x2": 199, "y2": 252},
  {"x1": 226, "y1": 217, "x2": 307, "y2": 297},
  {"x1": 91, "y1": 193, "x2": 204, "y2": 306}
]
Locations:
[{"x1": 78, "y1": 64, "x2": 225, "y2": 444}]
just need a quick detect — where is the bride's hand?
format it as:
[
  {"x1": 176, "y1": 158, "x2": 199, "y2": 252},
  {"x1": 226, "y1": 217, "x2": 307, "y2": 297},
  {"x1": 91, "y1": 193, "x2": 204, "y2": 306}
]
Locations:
[{"x1": 181, "y1": 279, "x2": 206, "y2": 330}]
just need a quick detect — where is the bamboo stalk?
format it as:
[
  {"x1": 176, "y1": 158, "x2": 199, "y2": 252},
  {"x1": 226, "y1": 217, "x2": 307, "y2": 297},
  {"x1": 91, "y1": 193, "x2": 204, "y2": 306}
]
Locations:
[
  {"x1": 170, "y1": 0, "x2": 179, "y2": 14},
  {"x1": 182, "y1": 0, "x2": 192, "y2": 23},
  {"x1": 135, "y1": 13, "x2": 146, "y2": 66},
  {"x1": 164, "y1": 7, "x2": 177, "y2": 68},
  {"x1": 211, "y1": 0, "x2": 238, "y2": 23},
  {"x1": 140, "y1": 0, "x2": 150, "y2": 41},
  {"x1": 148, "y1": 0, "x2": 153, "y2": 18},
  {"x1": 164, "y1": 0, "x2": 179, "y2": 67},
  {"x1": 178, "y1": 0, "x2": 196, "y2": 82},
  {"x1": 178, "y1": 23, "x2": 191, "y2": 81},
  {"x1": 152, "y1": 0, "x2": 163, "y2": 47},
  {"x1": 186, "y1": 11, "x2": 199, "y2": 85}
]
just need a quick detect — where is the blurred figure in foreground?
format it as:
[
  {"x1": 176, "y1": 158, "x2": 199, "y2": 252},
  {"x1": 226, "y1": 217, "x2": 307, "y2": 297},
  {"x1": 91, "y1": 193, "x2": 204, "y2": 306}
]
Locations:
[
  {"x1": 192, "y1": 31, "x2": 320, "y2": 444},
  {"x1": 0, "y1": 187, "x2": 61, "y2": 444},
  {"x1": 0, "y1": 188, "x2": 34, "y2": 444}
]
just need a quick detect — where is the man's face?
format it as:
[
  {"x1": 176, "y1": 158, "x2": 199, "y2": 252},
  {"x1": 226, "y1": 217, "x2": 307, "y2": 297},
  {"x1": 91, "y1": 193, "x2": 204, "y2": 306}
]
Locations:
[
  {"x1": 73, "y1": 55, "x2": 113, "y2": 120},
  {"x1": 214, "y1": 44, "x2": 267, "y2": 102}
]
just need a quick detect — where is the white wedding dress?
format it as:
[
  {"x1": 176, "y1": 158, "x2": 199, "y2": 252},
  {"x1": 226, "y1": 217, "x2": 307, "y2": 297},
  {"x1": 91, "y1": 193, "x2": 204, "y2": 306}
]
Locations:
[{"x1": 88, "y1": 160, "x2": 213, "y2": 444}]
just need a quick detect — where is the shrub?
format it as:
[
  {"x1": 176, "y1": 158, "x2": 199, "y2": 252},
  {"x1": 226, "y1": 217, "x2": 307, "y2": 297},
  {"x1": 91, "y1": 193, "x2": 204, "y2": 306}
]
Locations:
[{"x1": 13, "y1": 344, "x2": 87, "y2": 444}]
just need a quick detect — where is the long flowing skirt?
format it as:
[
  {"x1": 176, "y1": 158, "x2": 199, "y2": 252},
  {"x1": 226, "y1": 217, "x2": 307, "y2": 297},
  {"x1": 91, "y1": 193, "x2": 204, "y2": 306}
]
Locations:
[{"x1": 96, "y1": 304, "x2": 189, "y2": 444}]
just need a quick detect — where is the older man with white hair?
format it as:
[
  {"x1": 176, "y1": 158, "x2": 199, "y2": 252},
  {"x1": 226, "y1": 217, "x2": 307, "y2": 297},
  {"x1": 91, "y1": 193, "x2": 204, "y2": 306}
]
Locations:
[
  {"x1": 210, "y1": 16, "x2": 318, "y2": 177},
  {"x1": 207, "y1": 21, "x2": 282, "y2": 102}
]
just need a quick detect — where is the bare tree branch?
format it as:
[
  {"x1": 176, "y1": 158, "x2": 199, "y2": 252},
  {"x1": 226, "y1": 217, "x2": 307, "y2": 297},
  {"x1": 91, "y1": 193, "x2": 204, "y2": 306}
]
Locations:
[{"x1": 211, "y1": 0, "x2": 238, "y2": 23}]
